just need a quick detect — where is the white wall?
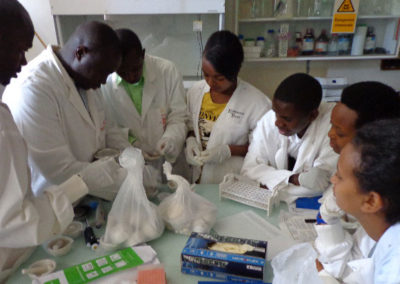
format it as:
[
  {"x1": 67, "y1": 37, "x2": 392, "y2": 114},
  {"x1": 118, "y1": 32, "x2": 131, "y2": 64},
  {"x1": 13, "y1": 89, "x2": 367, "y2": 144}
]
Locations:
[{"x1": 18, "y1": 0, "x2": 57, "y2": 61}]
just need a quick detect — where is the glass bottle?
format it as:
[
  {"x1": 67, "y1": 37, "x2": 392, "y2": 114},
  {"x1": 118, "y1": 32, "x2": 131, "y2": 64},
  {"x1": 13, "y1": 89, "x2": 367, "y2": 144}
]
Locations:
[
  {"x1": 315, "y1": 29, "x2": 329, "y2": 55},
  {"x1": 295, "y1": 32, "x2": 303, "y2": 53},
  {"x1": 328, "y1": 33, "x2": 338, "y2": 56},
  {"x1": 264, "y1": 29, "x2": 277, "y2": 57},
  {"x1": 313, "y1": 0, "x2": 322, "y2": 16},
  {"x1": 302, "y1": 28, "x2": 315, "y2": 55},
  {"x1": 338, "y1": 34, "x2": 352, "y2": 55},
  {"x1": 364, "y1": 27, "x2": 376, "y2": 54}
]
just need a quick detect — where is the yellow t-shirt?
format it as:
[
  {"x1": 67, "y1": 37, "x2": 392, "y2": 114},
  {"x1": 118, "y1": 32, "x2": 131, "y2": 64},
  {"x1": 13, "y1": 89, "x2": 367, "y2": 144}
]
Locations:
[{"x1": 198, "y1": 92, "x2": 227, "y2": 149}]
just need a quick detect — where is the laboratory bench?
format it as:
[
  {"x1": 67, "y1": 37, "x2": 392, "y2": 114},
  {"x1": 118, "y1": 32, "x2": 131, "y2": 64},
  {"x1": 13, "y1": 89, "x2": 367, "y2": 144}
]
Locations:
[{"x1": 7, "y1": 184, "x2": 287, "y2": 284}]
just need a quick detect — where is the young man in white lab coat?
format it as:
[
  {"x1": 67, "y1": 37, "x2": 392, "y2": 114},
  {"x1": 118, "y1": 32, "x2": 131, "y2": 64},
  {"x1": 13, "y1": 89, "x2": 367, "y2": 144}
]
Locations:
[
  {"x1": 241, "y1": 73, "x2": 337, "y2": 203},
  {"x1": 318, "y1": 119, "x2": 400, "y2": 283},
  {"x1": 0, "y1": 1, "x2": 111, "y2": 281},
  {"x1": 3, "y1": 21, "x2": 131, "y2": 199},
  {"x1": 101, "y1": 29, "x2": 188, "y2": 183}
]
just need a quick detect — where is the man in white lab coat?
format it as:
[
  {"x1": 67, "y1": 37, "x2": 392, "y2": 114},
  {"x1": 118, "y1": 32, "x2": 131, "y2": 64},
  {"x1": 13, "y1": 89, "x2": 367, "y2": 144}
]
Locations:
[
  {"x1": 0, "y1": 1, "x2": 114, "y2": 281},
  {"x1": 101, "y1": 29, "x2": 188, "y2": 181},
  {"x1": 241, "y1": 73, "x2": 337, "y2": 203},
  {"x1": 3, "y1": 21, "x2": 131, "y2": 199}
]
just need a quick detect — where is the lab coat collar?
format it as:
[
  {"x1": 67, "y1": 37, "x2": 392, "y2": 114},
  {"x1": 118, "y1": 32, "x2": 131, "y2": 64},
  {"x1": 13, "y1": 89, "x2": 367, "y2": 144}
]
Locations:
[{"x1": 46, "y1": 45, "x2": 95, "y2": 128}]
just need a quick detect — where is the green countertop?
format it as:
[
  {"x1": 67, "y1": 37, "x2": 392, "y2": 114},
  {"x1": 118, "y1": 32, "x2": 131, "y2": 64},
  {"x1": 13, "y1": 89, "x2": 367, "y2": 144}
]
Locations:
[{"x1": 7, "y1": 184, "x2": 286, "y2": 284}]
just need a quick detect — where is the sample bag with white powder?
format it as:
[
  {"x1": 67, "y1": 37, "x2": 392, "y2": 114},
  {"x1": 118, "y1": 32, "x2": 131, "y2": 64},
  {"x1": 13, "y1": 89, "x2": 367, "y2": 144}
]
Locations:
[
  {"x1": 101, "y1": 147, "x2": 164, "y2": 250},
  {"x1": 158, "y1": 162, "x2": 217, "y2": 235}
]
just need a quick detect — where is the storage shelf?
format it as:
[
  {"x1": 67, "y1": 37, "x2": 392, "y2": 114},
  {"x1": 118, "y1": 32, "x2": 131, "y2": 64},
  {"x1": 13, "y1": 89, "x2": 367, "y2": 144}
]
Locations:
[
  {"x1": 244, "y1": 54, "x2": 399, "y2": 62},
  {"x1": 239, "y1": 15, "x2": 400, "y2": 23}
]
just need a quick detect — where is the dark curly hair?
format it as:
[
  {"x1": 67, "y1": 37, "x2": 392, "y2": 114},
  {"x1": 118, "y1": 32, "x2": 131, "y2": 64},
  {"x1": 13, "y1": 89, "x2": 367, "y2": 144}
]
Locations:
[
  {"x1": 353, "y1": 119, "x2": 400, "y2": 224},
  {"x1": 274, "y1": 73, "x2": 322, "y2": 114},
  {"x1": 341, "y1": 82, "x2": 400, "y2": 129},
  {"x1": 203, "y1": 30, "x2": 243, "y2": 82}
]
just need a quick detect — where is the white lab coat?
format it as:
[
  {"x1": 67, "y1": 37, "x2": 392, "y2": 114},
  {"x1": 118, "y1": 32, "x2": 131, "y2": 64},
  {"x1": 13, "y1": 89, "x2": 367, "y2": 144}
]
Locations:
[
  {"x1": 241, "y1": 103, "x2": 338, "y2": 203},
  {"x1": 0, "y1": 102, "x2": 88, "y2": 283},
  {"x1": 100, "y1": 55, "x2": 188, "y2": 178},
  {"x1": 187, "y1": 79, "x2": 271, "y2": 184},
  {"x1": 3, "y1": 46, "x2": 130, "y2": 195},
  {"x1": 316, "y1": 223, "x2": 400, "y2": 283}
]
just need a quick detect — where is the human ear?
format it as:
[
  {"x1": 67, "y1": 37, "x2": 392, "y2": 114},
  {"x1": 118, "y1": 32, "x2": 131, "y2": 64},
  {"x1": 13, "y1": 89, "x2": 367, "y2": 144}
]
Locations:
[
  {"x1": 142, "y1": 48, "x2": 146, "y2": 57},
  {"x1": 308, "y1": 109, "x2": 319, "y2": 122},
  {"x1": 361, "y1": 191, "x2": 385, "y2": 214},
  {"x1": 75, "y1": 46, "x2": 88, "y2": 61}
]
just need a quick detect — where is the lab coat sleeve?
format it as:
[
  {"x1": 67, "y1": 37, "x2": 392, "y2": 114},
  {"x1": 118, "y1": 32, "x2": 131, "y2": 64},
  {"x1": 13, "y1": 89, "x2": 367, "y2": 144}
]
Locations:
[
  {"x1": 161, "y1": 63, "x2": 188, "y2": 155},
  {"x1": 314, "y1": 222, "x2": 354, "y2": 279},
  {"x1": 8, "y1": 84, "x2": 90, "y2": 185},
  {"x1": 241, "y1": 113, "x2": 293, "y2": 188},
  {"x1": 0, "y1": 126, "x2": 88, "y2": 248}
]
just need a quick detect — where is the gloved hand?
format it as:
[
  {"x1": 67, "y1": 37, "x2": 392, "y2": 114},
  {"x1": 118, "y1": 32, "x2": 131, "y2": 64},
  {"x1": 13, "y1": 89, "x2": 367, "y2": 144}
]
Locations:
[
  {"x1": 79, "y1": 157, "x2": 122, "y2": 195},
  {"x1": 185, "y1": 136, "x2": 203, "y2": 166},
  {"x1": 299, "y1": 167, "x2": 331, "y2": 191},
  {"x1": 197, "y1": 144, "x2": 231, "y2": 164},
  {"x1": 320, "y1": 189, "x2": 344, "y2": 224},
  {"x1": 156, "y1": 137, "x2": 176, "y2": 163}
]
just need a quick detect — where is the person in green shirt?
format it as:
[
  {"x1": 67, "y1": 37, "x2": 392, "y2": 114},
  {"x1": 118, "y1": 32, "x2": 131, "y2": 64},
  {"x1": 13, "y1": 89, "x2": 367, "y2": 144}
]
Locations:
[{"x1": 101, "y1": 29, "x2": 189, "y2": 186}]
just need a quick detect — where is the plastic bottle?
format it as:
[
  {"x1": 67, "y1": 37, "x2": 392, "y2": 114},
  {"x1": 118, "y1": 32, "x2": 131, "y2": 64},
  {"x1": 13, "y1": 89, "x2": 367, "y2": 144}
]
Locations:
[
  {"x1": 278, "y1": 31, "x2": 289, "y2": 57},
  {"x1": 256, "y1": 36, "x2": 265, "y2": 46},
  {"x1": 328, "y1": 33, "x2": 338, "y2": 56},
  {"x1": 364, "y1": 26, "x2": 376, "y2": 54},
  {"x1": 264, "y1": 29, "x2": 277, "y2": 57},
  {"x1": 314, "y1": 29, "x2": 329, "y2": 55},
  {"x1": 351, "y1": 25, "x2": 367, "y2": 56},
  {"x1": 302, "y1": 28, "x2": 314, "y2": 55}
]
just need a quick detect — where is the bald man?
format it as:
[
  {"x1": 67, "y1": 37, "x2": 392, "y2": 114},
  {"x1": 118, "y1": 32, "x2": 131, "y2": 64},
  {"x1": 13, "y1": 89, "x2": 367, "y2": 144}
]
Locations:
[
  {"x1": 0, "y1": 1, "x2": 94, "y2": 281},
  {"x1": 3, "y1": 21, "x2": 131, "y2": 199}
]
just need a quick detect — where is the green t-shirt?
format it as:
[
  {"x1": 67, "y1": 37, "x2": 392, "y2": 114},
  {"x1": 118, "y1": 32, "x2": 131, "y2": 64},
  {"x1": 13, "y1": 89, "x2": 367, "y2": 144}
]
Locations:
[{"x1": 116, "y1": 68, "x2": 145, "y2": 144}]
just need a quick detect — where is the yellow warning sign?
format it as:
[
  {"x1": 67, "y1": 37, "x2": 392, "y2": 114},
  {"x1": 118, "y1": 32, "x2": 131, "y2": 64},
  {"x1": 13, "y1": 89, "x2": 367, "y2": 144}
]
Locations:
[
  {"x1": 337, "y1": 0, "x2": 355, "y2": 13},
  {"x1": 331, "y1": 0, "x2": 359, "y2": 33}
]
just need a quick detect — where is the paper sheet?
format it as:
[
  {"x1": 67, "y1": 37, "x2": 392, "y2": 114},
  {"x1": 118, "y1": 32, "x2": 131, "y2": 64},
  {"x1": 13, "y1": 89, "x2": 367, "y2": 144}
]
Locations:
[{"x1": 279, "y1": 211, "x2": 317, "y2": 242}]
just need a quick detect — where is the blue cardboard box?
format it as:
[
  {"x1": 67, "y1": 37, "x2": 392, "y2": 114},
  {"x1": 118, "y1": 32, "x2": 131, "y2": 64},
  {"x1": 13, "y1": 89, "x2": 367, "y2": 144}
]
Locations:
[{"x1": 181, "y1": 232, "x2": 267, "y2": 282}]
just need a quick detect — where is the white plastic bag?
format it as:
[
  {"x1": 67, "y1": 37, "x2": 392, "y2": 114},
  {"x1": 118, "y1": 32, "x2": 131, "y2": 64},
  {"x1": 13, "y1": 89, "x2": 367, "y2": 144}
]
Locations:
[
  {"x1": 271, "y1": 242, "x2": 323, "y2": 284},
  {"x1": 158, "y1": 162, "x2": 217, "y2": 235},
  {"x1": 101, "y1": 147, "x2": 164, "y2": 250}
]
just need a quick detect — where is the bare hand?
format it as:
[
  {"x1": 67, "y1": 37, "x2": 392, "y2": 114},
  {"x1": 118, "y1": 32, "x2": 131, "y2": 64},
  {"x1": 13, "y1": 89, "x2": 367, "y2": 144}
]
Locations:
[{"x1": 315, "y1": 259, "x2": 324, "y2": 272}]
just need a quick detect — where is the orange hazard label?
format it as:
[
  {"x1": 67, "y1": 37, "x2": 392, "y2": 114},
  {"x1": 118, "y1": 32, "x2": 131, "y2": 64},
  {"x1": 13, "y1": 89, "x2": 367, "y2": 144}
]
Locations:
[{"x1": 337, "y1": 0, "x2": 355, "y2": 12}]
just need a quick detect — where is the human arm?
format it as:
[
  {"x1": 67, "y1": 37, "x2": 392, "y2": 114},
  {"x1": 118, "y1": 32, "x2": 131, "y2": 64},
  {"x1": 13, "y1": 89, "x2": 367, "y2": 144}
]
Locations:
[
  {"x1": 241, "y1": 112, "x2": 293, "y2": 189},
  {"x1": 157, "y1": 63, "x2": 188, "y2": 161},
  {"x1": 5, "y1": 83, "x2": 91, "y2": 185}
]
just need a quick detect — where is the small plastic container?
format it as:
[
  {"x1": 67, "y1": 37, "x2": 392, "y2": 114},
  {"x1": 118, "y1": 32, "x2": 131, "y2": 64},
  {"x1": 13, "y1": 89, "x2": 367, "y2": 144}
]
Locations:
[
  {"x1": 21, "y1": 259, "x2": 56, "y2": 279},
  {"x1": 45, "y1": 236, "x2": 74, "y2": 257},
  {"x1": 63, "y1": 221, "x2": 84, "y2": 238},
  {"x1": 244, "y1": 38, "x2": 256, "y2": 46}
]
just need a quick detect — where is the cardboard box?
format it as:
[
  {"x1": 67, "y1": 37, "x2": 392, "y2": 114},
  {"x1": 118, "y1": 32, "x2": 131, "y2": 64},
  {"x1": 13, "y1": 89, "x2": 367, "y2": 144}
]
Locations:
[{"x1": 181, "y1": 232, "x2": 267, "y2": 282}]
